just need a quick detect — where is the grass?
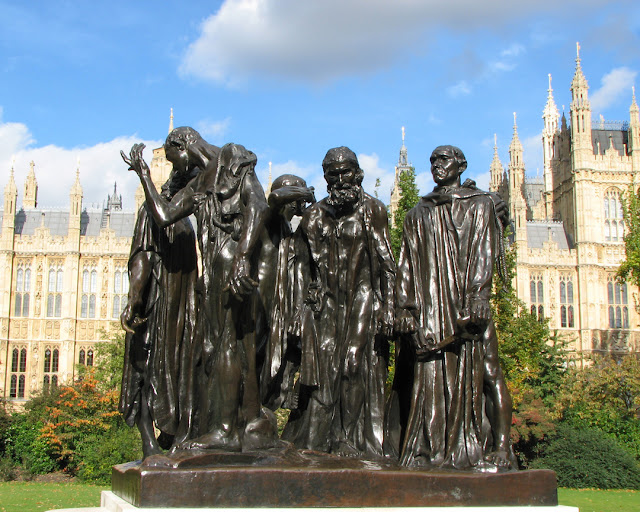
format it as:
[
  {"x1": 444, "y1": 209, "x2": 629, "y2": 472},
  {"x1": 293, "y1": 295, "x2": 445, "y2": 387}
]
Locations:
[
  {"x1": 558, "y1": 488, "x2": 640, "y2": 512},
  {"x1": 0, "y1": 482, "x2": 107, "y2": 512},
  {"x1": 0, "y1": 483, "x2": 638, "y2": 512}
]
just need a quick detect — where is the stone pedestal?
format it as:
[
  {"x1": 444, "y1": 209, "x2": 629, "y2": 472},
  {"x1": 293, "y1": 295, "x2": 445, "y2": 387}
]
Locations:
[{"x1": 111, "y1": 447, "x2": 558, "y2": 509}]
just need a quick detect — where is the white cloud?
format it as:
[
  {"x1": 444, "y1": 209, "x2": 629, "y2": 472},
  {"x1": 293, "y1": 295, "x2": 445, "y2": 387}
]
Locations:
[
  {"x1": 447, "y1": 80, "x2": 472, "y2": 97},
  {"x1": 195, "y1": 117, "x2": 231, "y2": 144},
  {"x1": 0, "y1": 115, "x2": 161, "y2": 209},
  {"x1": 590, "y1": 67, "x2": 638, "y2": 114},
  {"x1": 358, "y1": 153, "x2": 394, "y2": 204},
  {"x1": 501, "y1": 43, "x2": 525, "y2": 58},
  {"x1": 180, "y1": 0, "x2": 611, "y2": 85}
]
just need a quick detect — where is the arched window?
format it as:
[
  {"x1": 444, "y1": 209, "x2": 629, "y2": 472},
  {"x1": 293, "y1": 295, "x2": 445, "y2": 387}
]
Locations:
[
  {"x1": 47, "y1": 267, "x2": 63, "y2": 317},
  {"x1": 43, "y1": 375, "x2": 50, "y2": 391},
  {"x1": 44, "y1": 347, "x2": 59, "y2": 388},
  {"x1": 81, "y1": 267, "x2": 98, "y2": 318},
  {"x1": 608, "y1": 275, "x2": 629, "y2": 329},
  {"x1": 530, "y1": 273, "x2": 544, "y2": 321},
  {"x1": 14, "y1": 267, "x2": 31, "y2": 317},
  {"x1": 79, "y1": 349, "x2": 85, "y2": 365},
  {"x1": 113, "y1": 268, "x2": 129, "y2": 318},
  {"x1": 9, "y1": 346, "x2": 27, "y2": 399},
  {"x1": 87, "y1": 349, "x2": 94, "y2": 366},
  {"x1": 604, "y1": 189, "x2": 624, "y2": 242},
  {"x1": 44, "y1": 349, "x2": 52, "y2": 373},
  {"x1": 559, "y1": 275, "x2": 575, "y2": 328}
]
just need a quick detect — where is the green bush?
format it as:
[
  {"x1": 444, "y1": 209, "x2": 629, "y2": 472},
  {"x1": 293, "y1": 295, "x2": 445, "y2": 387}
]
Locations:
[
  {"x1": 0, "y1": 456, "x2": 17, "y2": 481},
  {"x1": 4, "y1": 415, "x2": 57, "y2": 475},
  {"x1": 73, "y1": 424, "x2": 141, "y2": 484},
  {"x1": 530, "y1": 425, "x2": 640, "y2": 489}
]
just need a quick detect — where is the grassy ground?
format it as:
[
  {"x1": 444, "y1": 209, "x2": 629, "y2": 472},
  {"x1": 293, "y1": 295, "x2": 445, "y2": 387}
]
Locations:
[
  {"x1": 0, "y1": 482, "x2": 106, "y2": 512},
  {"x1": 558, "y1": 488, "x2": 640, "y2": 511},
  {"x1": 0, "y1": 483, "x2": 638, "y2": 511}
]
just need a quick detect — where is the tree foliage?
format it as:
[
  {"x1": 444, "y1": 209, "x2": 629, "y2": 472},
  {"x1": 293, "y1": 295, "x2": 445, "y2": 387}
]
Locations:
[
  {"x1": 390, "y1": 167, "x2": 419, "y2": 260},
  {"x1": 530, "y1": 424, "x2": 640, "y2": 489},
  {"x1": 618, "y1": 186, "x2": 640, "y2": 294},
  {"x1": 492, "y1": 237, "x2": 567, "y2": 464},
  {"x1": 557, "y1": 355, "x2": 640, "y2": 459}
]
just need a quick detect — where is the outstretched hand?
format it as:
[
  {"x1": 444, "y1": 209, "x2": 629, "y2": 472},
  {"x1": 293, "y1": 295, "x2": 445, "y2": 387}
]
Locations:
[{"x1": 121, "y1": 143, "x2": 151, "y2": 178}]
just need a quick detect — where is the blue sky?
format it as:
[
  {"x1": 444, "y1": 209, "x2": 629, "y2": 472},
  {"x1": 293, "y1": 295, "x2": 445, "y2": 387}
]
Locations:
[{"x1": 1, "y1": 0, "x2": 639, "y2": 209}]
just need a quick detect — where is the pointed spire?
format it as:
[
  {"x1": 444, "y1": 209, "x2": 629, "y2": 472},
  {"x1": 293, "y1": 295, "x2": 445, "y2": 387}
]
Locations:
[
  {"x1": 489, "y1": 133, "x2": 504, "y2": 193},
  {"x1": 398, "y1": 126, "x2": 408, "y2": 166},
  {"x1": 510, "y1": 112, "x2": 523, "y2": 150},
  {"x1": 631, "y1": 85, "x2": 639, "y2": 116},
  {"x1": 70, "y1": 157, "x2": 83, "y2": 196},
  {"x1": 265, "y1": 161, "x2": 273, "y2": 196},
  {"x1": 571, "y1": 41, "x2": 589, "y2": 93},
  {"x1": 543, "y1": 73, "x2": 560, "y2": 136},
  {"x1": 23, "y1": 160, "x2": 38, "y2": 209},
  {"x1": 169, "y1": 108, "x2": 174, "y2": 134}
]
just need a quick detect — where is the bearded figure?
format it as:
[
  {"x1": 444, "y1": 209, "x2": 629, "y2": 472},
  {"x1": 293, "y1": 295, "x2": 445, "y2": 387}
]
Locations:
[{"x1": 282, "y1": 147, "x2": 395, "y2": 458}]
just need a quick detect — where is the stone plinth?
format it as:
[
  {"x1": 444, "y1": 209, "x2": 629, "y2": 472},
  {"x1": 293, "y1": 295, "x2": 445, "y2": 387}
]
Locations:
[{"x1": 111, "y1": 446, "x2": 557, "y2": 509}]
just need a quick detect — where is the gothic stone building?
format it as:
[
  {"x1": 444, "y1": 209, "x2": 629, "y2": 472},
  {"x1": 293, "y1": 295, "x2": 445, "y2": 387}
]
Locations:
[
  {"x1": 491, "y1": 46, "x2": 640, "y2": 360},
  {"x1": 0, "y1": 144, "x2": 173, "y2": 406}
]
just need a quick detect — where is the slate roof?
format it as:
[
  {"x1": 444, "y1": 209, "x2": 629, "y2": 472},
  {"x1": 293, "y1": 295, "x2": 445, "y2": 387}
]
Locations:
[
  {"x1": 592, "y1": 129, "x2": 629, "y2": 156},
  {"x1": 11, "y1": 207, "x2": 135, "y2": 238},
  {"x1": 524, "y1": 178, "x2": 544, "y2": 209},
  {"x1": 526, "y1": 220, "x2": 572, "y2": 250}
]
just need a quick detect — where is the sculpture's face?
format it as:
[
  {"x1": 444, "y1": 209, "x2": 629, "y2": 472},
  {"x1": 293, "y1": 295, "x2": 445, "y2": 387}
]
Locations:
[
  {"x1": 165, "y1": 141, "x2": 189, "y2": 175},
  {"x1": 324, "y1": 161, "x2": 361, "y2": 208},
  {"x1": 430, "y1": 147, "x2": 460, "y2": 186}
]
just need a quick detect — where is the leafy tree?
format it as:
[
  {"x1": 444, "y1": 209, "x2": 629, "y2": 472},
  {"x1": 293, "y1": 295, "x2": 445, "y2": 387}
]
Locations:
[
  {"x1": 618, "y1": 186, "x2": 640, "y2": 296},
  {"x1": 557, "y1": 355, "x2": 640, "y2": 459},
  {"x1": 390, "y1": 167, "x2": 419, "y2": 260},
  {"x1": 492, "y1": 236, "x2": 567, "y2": 464}
]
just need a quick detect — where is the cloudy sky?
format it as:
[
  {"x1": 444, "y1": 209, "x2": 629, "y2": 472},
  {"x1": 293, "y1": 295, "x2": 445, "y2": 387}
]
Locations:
[{"x1": 1, "y1": 0, "x2": 638, "y2": 209}]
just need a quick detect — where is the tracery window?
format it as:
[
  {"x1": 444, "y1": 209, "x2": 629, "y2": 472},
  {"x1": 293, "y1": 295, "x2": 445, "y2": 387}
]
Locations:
[
  {"x1": 47, "y1": 267, "x2": 63, "y2": 317},
  {"x1": 559, "y1": 275, "x2": 575, "y2": 328},
  {"x1": 14, "y1": 266, "x2": 31, "y2": 317},
  {"x1": 607, "y1": 275, "x2": 629, "y2": 329},
  {"x1": 43, "y1": 347, "x2": 60, "y2": 391},
  {"x1": 81, "y1": 268, "x2": 98, "y2": 318},
  {"x1": 78, "y1": 348, "x2": 94, "y2": 366},
  {"x1": 112, "y1": 267, "x2": 129, "y2": 318},
  {"x1": 9, "y1": 347, "x2": 27, "y2": 398},
  {"x1": 530, "y1": 273, "x2": 544, "y2": 321},
  {"x1": 604, "y1": 188, "x2": 624, "y2": 242}
]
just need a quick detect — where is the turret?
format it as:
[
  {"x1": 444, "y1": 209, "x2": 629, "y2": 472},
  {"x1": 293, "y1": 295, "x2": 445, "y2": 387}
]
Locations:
[
  {"x1": 509, "y1": 113, "x2": 527, "y2": 242},
  {"x1": 68, "y1": 160, "x2": 83, "y2": 244},
  {"x1": 629, "y1": 87, "x2": 640, "y2": 177},
  {"x1": 23, "y1": 161, "x2": 38, "y2": 209},
  {"x1": 389, "y1": 126, "x2": 413, "y2": 225},
  {"x1": 489, "y1": 134, "x2": 504, "y2": 194},
  {"x1": 2, "y1": 163, "x2": 18, "y2": 241},
  {"x1": 570, "y1": 43, "x2": 593, "y2": 167},
  {"x1": 542, "y1": 74, "x2": 559, "y2": 219}
]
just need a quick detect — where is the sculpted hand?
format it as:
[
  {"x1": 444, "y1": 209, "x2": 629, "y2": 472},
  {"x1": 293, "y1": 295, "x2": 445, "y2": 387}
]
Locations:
[
  {"x1": 394, "y1": 309, "x2": 418, "y2": 334},
  {"x1": 121, "y1": 143, "x2": 151, "y2": 179},
  {"x1": 376, "y1": 304, "x2": 394, "y2": 338},
  {"x1": 413, "y1": 331, "x2": 439, "y2": 360},
  {"x1": 468, "y1": 298, "x2": 491, "y2": 326},
  {"x1": 120, "y1": 301, "x2": 147, "y2": 334},
  {"x1": 225, "y1": 256, "x2": 258, "y2": 301}
]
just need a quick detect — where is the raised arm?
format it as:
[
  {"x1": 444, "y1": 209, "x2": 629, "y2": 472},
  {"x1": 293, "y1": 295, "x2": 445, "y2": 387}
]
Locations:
[{"x1": 121, "y1": 143, "x2": 196, "y2": 227}]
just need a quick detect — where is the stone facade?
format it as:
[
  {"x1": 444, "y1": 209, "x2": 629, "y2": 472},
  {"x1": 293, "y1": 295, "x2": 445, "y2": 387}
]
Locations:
[
  {"x1": 0, "y1": 145, "x2": 173, "y2": 406},
  {"x1": 491, "y1": 45, "x2": 640, "y2": 360}
]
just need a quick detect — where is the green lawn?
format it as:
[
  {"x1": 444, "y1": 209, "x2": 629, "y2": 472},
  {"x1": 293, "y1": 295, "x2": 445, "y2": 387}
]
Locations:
[
  {"x1": 558, "y1": 488, "x2": 640, "y2": 512},
  {"x1": 0, "y1": 483, "x2": 638, "y2": 511},
  {"x1": 0, "y1": 482, "x2": 106, "y2": 512}
]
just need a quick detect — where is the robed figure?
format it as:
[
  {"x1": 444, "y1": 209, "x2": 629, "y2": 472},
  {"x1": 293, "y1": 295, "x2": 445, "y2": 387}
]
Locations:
[{"x1": 386, "y1": 145, "x2": 515, "y2": 470}]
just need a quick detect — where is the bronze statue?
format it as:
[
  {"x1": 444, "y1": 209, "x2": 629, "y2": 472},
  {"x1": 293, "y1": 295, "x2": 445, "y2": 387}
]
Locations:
[
  {"x1": 123, "y1": 132, "x2": 278, "y2": 452},
  {"x1": 119, "y1": 127, "x2": 203, "y2": 457},
  {"x1": 385, "y1": 145, "x2": 516, "y2": 470},
  {"x1": 257, "y1": 174, "x2": 316, "y2": 410},
  {"x1": 283, "y1": 147, "x2": 395, "y2": 458}
]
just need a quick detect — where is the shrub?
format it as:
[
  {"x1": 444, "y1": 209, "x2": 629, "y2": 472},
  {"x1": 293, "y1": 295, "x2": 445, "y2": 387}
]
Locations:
[
  {"x1": 0, "y1": 456, "x2": 17, "y2": 481},
  {"x1": 4, "y1": 415, "x2": 56, "y2": 475},
  {"x1": 530, "y1": 425, "x2": 640, "y2": 489}
]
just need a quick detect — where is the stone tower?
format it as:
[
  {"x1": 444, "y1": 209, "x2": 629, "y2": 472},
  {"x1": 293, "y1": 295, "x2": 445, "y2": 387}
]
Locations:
[{"x1": 389, "y1": 126, "x2": 413, "y2": 225}]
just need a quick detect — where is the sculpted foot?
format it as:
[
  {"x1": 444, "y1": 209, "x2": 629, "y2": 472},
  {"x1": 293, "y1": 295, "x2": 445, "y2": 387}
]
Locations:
[
  {"x1": 483, "y1": 450, "x2": 513, "y2": 470},
  {"x1": 177, "y1": 430, "x2": 242, "y2": 452}
]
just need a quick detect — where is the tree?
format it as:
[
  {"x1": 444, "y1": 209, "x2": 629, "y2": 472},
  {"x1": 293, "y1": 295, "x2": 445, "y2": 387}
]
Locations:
[
  {"x1": 492, "y1": 236, "x2": 567, "y2": 465},
  {"x1": 557, "y1": 355, "x2": 640, "y2": 459},
  {"x1": 390, "y1": 167, "x2": 419, "y2": 260},
  {"x1": 618, "y1": 186, "x2": 640, "y2": 295}
]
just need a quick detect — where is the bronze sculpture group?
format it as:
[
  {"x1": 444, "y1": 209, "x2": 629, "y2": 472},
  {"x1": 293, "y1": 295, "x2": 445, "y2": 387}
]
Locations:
[{"x1": 119, "y1": 127, "x2": 515, "y2": 472}]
